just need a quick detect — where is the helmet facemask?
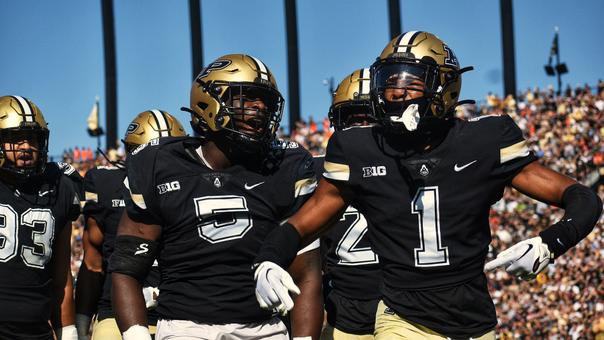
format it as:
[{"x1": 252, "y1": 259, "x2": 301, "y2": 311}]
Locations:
[
  {"x1": 203, "y1": 81, "x2": 284, "y2": 154},
  {"x1": 372, "y1": 58, "x2": 452, "y2": 132},
  {"x1": 329, "y1": 99, "x2": 374, "y2": 131},
  {"x1": 0, "y1": 125, "x2": 49, "y2": 179}
]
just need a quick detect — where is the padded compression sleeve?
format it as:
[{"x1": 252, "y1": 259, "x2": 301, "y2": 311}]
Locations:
[
  {"x1": 108, "y1": 235, "x2": 159, "y2": 282},
  {"x1": 254, "y1": 222, "x2": 302, "y2": 269},
  {"x1": 540, "y1": 183, "x2": 602, "y2": 258}
]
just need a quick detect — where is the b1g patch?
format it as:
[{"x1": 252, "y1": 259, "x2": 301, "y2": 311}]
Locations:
[{"x1": 197, "y1": 60, "x2": 232, "y2": 79}]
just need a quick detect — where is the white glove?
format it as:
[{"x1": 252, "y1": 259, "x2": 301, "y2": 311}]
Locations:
[
  {"x1": 142, "y1": 286, "x2": 159, "y2": 309},
  {"x1": 254, "y1": 261, "x2": 300, "y2": 315},
  {"x1": 55, "y1": 325, "x2": 78, "y2": 340},
  {"x1": 122, "y1": 325, "x2": 152, "y2": 340},
  {"x1": 484, "y1": 236, "x2": 553, "y2": 280}
]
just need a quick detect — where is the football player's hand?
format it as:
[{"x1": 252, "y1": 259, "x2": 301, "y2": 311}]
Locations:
[
  {"x1": 142, "y1": 286, "x2": 159, "y2": 309},
  {"x1": 484, "y1": 236, "x2": 552, "y2": 280},
  {"x1": 254, "y1": 261, "x2": 300, "y2": 315}
]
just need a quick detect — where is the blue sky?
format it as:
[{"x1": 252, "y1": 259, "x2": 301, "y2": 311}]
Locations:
[{"x1": 1, "y1": 0, "x2": 602, "y2": 158}]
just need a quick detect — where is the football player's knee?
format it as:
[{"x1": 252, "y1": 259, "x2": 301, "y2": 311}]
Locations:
[{"x1": 108, "y1": 235, "x2": 158, "y2": 282}]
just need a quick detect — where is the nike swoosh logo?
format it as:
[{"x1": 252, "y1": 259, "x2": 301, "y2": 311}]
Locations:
[
  {"x1": 244, "y1": 181, "x2": 265, "y2": 190},
  {"x1": 38, "y1": 190, "x2": 54, "y2": 197},
  {"x1": 517, "y1": 244, "x2": 533, "y2": 260},
  {"x1": 454, "y1": 160, "x2": 478, "y2": 172}
]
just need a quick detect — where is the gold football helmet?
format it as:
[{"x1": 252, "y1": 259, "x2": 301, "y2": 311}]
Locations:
[
  {"x1": 187, "y1": 54, "x2": 284, "y2": 152},
  {"x1": 0, "y1": 95, "x2": 49, "y2": 178},
  {"x1": 371, "y1": 31, "x2": 473, "y2": 130},
  {"x1": 123, "y1": 109, "x2": 186, "y2": 153},
  {"x1": 328, "y1": 68, "x2": 375, "y2": 131}
]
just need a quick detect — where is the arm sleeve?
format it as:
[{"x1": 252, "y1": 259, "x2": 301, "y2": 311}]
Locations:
[
  {"x1": 323, "y1": 131, "x2": 351, "y2": 182},
  {"x1": 491, "y1": 115, "x2": 537, "y2": 181},
  {"x1": 82, "y1": 169, "x2": 105, "y2": 227},
  {"x1": 123, "y1": 151, "x2": 164, "y2": 226},
  {"x1": 283, "y1": 151, "x2": 318, "y2": 217}
]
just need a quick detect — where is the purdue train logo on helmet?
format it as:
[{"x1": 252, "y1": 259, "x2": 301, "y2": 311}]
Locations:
[
  {"x1": 0, "y1": 95, "x2": 49, "y2": 178},
  {"x1": 370, "y1": 31, "x2": 473, "y2": 132},
  {"x1": 328, "y1": 68, "x2": 376, "y2": 131},
  {"x1": 186, "y1": 54, "x2": 285, "y2": 153},
  {"x1": 122, "y1": 109, "x2": 187, "y2": 153}
]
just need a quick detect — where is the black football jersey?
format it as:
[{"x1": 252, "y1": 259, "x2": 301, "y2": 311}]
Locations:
[
  {"x1": 0, "y1": 163, "x2": 81, "y2": 322},
  {"x1": 83, "y1": 166, "x2": 160, "y2": 321},
  {"x1": 313, "y1": 156, "x2": 381, "y2": 300},
  {"x1": 124, "y1": 137, "x2": 317, "y2": 323},
  {"x1": 323, "y1": 115, "x2": 536, "y2": 336}
]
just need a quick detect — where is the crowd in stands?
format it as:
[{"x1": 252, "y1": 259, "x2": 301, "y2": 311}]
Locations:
[{"x1": 65, "y1": 81, "x2": 604, "y2": 338}]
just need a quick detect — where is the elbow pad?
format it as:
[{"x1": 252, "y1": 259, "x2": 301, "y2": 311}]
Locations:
[
  {"x1": 540, "y1": 183, "x2": 603, "y2": 258},
  {"x1": 108, "y1": 235, "x2": 159, "y2": 282}
]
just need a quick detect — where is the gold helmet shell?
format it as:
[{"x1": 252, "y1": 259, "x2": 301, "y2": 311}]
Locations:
[
  {"x1": 123, "y1": 109, "x2": 186, "y2": 153},
  {"x1": 328, "y1": 68, "x2": 375, "y2": 130},
  {"x1": 371, "y1": 31, "x2": 472, "y2": 126},
  {"x1": 188, "y1": 54, "x2": 284, "y2": 151},
  {"x1": 0, "y1": 95, "x2": 49, "y2": 178}
]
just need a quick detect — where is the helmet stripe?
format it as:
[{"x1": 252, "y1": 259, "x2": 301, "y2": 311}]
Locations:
[
  {"x1": 360, "y1": 68, "x2": 370, "y2": 95},
  {"x1": 150, "y1": 109, "x2": 169, "y2": 137},
  {"x1": 12, "y1": 95, "x2": 34, "y2": 122},
  {"x1": 395, "y1": 30, "x2": 417, "y2": 53},
  {"x1": 404, "y1": 31, "x2": 422, "y2": 53},
  {"x1": 249, "y1": 56, "x2": 269, "y2": 81}
]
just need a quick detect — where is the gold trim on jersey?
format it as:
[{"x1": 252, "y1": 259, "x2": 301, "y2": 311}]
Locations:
[
  {"x1": 131, "y1": 193, "x2": 147, "y2": 209},
  {"x1": 294, "y1": 178, "x2": 318, "y2": 197},
  {"x1": 85, "y1": 191, "x2": 98, "y2": 202},
  {"x1": 500, "y1": 140, "x2": 530, "y2": 164},
  {"x1": 323, "y1": 161, "x2": 350, "y2": 181}
]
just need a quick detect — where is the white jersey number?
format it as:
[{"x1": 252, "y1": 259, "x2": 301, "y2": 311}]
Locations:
[
  {"x1": 412, "y1": 187, "x2": 449, "y2": 267},
  {"x1": 194, "y1": 195, "x2": 253, "y2": 244},
  {"x1": 0, "y1": 205, "x2": 55, "y2": 268},
  {"x1": 335, "y1": 206, "x2": 378, "y2": 266}
]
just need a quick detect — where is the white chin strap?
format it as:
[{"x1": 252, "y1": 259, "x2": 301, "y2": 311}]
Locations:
[{"x1": 390, "y1": 103, "x2": 420, "y2": 131}]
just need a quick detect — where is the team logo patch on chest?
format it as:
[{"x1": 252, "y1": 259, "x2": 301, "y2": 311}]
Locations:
[
  {"x1": 362, "y1": 165, "x2": 387, "y2": 178},
  {"x1": 202, "y1": 173, "x2": 231, "y2": 188},
  {"x1": 403, "y1": 158, "x2": 441, "y2": 178}
]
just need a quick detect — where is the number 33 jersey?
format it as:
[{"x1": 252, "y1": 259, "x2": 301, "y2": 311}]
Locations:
[
  {"x1": 323, "y1": 116, "x2": 535, "y2": 304},
  {"x1": 0, "y1": 163, "x2": 81, "y2": 322},
  {"x1": 124, "y1": 137, "x2": 317, "y2": 323}
]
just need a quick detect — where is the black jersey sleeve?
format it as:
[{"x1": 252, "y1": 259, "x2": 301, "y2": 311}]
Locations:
[
  {"x1": 124, "y1": 143, "x2": 163, "y2": 225},
  {"x1": 82, "y1": 168, "x2": 106, "y2": 227},
  {"x1": 324, "y1": 131, "x2": 351, "y2": 183},
  {"x1": 281, "y1": 148, "x2": 318, "y2": 218},
  {"x1": 490, "y1": 114, "x2": 537, "y2": 181}
]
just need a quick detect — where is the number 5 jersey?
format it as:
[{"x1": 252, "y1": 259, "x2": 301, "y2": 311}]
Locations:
[{"x1": 123, "y1": 137, "x2": 317, "y2": 323}]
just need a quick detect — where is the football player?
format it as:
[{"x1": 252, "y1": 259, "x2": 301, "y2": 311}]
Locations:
[
  {"x1": 74, "y1": 110, "x2": 186, "y2": 339},
  {"x1": 110, "y1": 54, "x2": 323, "y2": 340},
  {"x1": 318, "y1": 68, "x2": 381, "y2": 340},
  {"x1": 0, "y1": 96, "x2": 80, "y2": 340},
  {"x1": 253, "y1": 31, "x2": 602, "y2": 339}
]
